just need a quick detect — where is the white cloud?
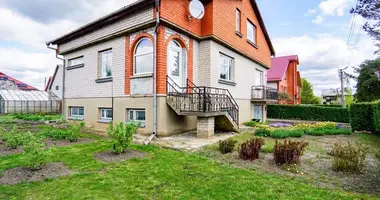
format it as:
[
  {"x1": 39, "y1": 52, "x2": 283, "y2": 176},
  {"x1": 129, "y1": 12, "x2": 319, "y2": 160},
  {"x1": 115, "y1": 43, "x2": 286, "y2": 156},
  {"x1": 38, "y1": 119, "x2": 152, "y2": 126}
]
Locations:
[
  {"x1": 312, "y1": 15, "x2": 325, "y2": 24},
  {"x1": 319, "y1": 0, "x2": 352, "y2": 16},
  {"x1": 273, "y1": 34, "x2": 377, "y2": 95},
  {"x1": 305, "y1": 9, "x2": 317, "y2": 16}
]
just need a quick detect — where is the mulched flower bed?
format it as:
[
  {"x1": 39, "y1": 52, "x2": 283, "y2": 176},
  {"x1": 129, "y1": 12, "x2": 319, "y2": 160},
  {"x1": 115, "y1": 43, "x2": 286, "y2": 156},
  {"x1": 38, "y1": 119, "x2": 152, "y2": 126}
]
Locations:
[
  {"x1": 44, "y1": 138, "x2": 96, "y2": 148},
  {"x1": 0, "y1": 162, "x2": 72, "y2": 185},
  {"x1": 95, "y1": 150, "x2": 147, "y2": 163}
]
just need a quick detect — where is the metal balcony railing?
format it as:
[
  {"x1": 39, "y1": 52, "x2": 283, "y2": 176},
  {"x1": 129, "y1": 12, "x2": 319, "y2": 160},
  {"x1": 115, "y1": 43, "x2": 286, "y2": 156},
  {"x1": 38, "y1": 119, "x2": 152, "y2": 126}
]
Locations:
[{"x1": 251, "y1": 85, "x2": 278, "y2": 101}]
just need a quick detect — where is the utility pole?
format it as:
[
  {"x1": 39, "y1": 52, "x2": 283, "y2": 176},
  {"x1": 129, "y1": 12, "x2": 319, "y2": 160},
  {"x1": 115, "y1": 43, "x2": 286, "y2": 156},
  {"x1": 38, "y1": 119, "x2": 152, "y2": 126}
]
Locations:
[{"x1": 339, "y1": 67, "x2": 348, "y2": 107}]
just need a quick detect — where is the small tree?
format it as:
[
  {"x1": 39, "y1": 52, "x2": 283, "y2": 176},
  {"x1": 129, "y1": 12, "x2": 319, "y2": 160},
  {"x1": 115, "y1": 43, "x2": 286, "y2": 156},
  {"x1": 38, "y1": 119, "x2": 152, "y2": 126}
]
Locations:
[
  {"x1": 301, "y1": 78, "x2": 320, "y2": 104},
  {"x1": 107, "y1": 121, "x2": 139, "y2": 154},
  {"x1": 24, "y1": 133, "x2": 49, "y2": 170},
  {"x1": 67, "y1": 121, "x2": 85, "y2": 142}
]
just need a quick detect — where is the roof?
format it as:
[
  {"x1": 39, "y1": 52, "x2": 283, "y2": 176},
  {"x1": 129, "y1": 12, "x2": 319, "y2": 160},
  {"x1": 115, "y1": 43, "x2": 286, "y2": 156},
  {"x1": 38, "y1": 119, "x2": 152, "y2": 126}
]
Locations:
[
  {"x1": 267, "y1": 55, "x2": 299, "y2": 81},
  {"x1": 0, "y1": 72, "x2": 38, "y2": 91},
  {"x1": 47, "y1": 0, "x2": 155, "y2": 45},
  {"x1": 47, "y1": 0, "x2": 275, "y2": 56},
  {"x1": 45, "y1": 65, "x2": 61, "y2": 91},
  {"x1": 0, "y1": 90, "x2": 59, "y2": 101}
]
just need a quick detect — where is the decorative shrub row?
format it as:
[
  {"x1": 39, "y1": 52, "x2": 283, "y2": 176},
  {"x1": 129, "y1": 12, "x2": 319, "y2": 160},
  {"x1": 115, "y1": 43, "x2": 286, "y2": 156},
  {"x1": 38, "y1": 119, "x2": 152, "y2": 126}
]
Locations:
[
  {"x1": 350, "y1": 101, "x2": 380, "y2": 133},
  {"x1": 267, "y1": 105, "x2": 349, "y2": 123}
]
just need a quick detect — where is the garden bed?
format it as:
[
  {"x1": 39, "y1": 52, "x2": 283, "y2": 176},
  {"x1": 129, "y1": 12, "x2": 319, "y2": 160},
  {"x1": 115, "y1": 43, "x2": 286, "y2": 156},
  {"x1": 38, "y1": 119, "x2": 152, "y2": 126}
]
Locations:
[
  {"x1": 197, "y1": 133, "x2": 380, "y2": 195},
  {"x1": 0, "y1": 162, "x2": 71, "y2": 185},
  {"x1": 44, "y1": 138, "x2": 96, "y2": 148},
  {"x1": 95, "y1": 150, "x2": 147, "y2": 163},
  {"x1": 0, "y1": 143, "x2": 23, "y2": 156}
]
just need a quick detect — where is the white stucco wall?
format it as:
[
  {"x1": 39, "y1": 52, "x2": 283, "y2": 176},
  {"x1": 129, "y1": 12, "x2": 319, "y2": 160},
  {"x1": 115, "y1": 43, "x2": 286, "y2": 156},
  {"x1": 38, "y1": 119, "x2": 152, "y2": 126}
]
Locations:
[{"x1": 50, "y1": 66, "x2": 63, "y2": 99}]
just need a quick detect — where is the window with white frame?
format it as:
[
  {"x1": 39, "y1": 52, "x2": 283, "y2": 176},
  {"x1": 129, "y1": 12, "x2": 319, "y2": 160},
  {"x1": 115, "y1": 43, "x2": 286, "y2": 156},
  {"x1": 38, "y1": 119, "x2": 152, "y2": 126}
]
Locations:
[
  {"x1": 219, "y1": 53, "x2": 233, "y2": 81},
  {"x1": 247, "y1": 20, "x2": 256, "y2": 44},
  {"x1": 236, "y1": 9, "x2": 241, "y2": 33},
  {"x1": 255, "y1": 69, "x2": 264, "y2": 86},
  {"x1": 70, "y1": 107, "x2": 84, "y2": 119},
  {"x1": 68, "y1": 56, "x2": 84, "y2": 67},
  {"x1": 134, "y1": 38, "x2": 153, "y2": 74},
  {"x1": 99, "y1": 108, "x2": 113, "y2": 121},
  {"x1": 99, "y1": 49, "x2": 112, "y2": 78},
  {"x1": 127, "y1": 109, "x2": 146, "y2": 127}
]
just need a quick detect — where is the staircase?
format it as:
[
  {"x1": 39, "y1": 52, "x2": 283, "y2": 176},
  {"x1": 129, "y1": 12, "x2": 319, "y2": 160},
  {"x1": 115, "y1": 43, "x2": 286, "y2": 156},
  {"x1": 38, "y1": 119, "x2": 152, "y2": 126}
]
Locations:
[{"x1": 166, "y1": 76, "x2": 239, "y2": 133}]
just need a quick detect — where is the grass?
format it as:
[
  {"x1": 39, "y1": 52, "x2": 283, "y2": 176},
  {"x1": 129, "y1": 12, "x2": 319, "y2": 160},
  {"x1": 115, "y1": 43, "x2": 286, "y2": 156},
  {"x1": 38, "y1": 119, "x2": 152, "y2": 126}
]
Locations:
[
  {"x1": 0, "y1": 127, "x2": 378, "y2": 199},
  {"x1": 0, "y1": 115, "x2": 15, "y2": 123}
]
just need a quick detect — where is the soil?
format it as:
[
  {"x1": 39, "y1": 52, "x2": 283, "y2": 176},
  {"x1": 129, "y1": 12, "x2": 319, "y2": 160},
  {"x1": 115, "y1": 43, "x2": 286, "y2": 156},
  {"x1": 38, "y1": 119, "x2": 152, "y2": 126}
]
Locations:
[
  {"x1": 0, "y1": 162, "x2": 72, "y2": 185},
  {"x1": 95, "y1": 150, "x2": 147, "y2": 163},
  {"x1": 197, "y1": 134, "x2": 380, "y2": 196},
  {"x1": 44, "y1": 138, "x2": 96, "y2": 148},
  {"x1": 0, "y1": 142, "x2": 23, "y2": 156}
]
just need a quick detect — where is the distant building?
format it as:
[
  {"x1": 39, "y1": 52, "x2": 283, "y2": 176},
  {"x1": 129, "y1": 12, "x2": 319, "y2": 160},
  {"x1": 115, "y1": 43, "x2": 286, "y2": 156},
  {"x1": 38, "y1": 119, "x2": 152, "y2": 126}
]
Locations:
[
  {"x1": 0, "y1": 72, "x2": 38, "y2": 91},
  {"x1": 267, "y1": 55, "x2": 302, "y2": 105},
  {"x1": 321, "y1": 89, "x2": 351, "y2": 104},
  {"x1": 45, "y1": 65, "x2": 63, "y2": 99}
]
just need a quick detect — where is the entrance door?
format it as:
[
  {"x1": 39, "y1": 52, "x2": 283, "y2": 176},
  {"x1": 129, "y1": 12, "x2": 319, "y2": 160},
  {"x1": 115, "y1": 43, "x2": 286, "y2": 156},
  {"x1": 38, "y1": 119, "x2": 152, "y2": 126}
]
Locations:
[
  {"x1": 253, "y1": 105, "x2": 263, "y2": 121},
  {"x1": 167, "y1": 40, "x2": 186, "y2": 89}
]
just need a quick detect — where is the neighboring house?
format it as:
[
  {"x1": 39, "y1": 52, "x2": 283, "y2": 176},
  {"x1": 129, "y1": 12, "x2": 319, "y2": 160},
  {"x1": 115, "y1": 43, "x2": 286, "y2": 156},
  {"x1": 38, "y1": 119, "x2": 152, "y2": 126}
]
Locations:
[
  {"x1": 0, "y1": 72, "x2": 38, "y2": 91},
  {"x1": 46, "y1": 0, "x2": 276, "y2": 138},
  {"x1": 321, "y1": 89, "x2": 352, "y2": 105},
  {"x1": 45, "y1": 65, "x2": 63, "y2": 99},
  {"x1": 267, "y1": 55, "x2": 302, "y2": 105}
]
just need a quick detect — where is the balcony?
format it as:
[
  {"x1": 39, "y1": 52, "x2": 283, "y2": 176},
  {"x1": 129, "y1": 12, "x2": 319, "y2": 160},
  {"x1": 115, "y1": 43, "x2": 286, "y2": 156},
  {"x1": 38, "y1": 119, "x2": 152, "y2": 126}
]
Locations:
[{"x1": 251, "y1": 86, "x2": 278, "y2": 102}]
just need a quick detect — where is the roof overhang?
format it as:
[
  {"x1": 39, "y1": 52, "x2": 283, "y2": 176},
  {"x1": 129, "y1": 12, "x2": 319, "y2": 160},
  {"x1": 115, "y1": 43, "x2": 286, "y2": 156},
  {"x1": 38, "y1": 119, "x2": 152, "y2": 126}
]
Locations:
[{"x1": 46, "y1": 0, "x2": 155, "y2": 45}]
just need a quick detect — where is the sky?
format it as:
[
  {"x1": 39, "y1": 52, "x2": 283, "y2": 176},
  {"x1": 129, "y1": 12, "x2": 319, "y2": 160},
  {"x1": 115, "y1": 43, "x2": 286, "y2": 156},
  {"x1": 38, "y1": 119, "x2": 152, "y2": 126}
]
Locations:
[{"x1": 0, "y1": 0, "x2": 377, "y2": 95}]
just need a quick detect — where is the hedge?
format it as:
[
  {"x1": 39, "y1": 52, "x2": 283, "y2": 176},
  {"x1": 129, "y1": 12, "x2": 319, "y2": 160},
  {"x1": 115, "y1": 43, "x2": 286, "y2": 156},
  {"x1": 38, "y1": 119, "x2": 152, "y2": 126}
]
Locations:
[
  {"x1": 372, "y1": 101, "x2": 380, "y2": 134},
  {"x1": 350, "y1": 103, "x2": 374, "y2": 132},
  {"x1": 267, "y1": 105, "x2": 350, "y2": 123}
]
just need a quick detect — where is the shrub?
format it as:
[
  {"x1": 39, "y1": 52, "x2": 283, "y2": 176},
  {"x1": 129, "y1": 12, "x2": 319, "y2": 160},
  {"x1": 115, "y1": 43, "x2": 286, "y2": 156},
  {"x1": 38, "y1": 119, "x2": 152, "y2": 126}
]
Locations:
[
  {"x1": 305, "y1": 128, "x2": 352, "y2": 136},
  {"x1": 372, "y1": 101, "x2": 380, "y2": 134},
  {"x1": 5, "y1": 126, "x2": 23, "y2": 149},
  {"x1": 107, "y1": 121, "x2": 139, "y2": 154},
  {"x1": 43, "y1": 121, "x2": 85, "y2": 142},
  {"x1": 273, "y1": 140, "x2": 308, "y2": 166},
  {"x1": 255, "y1": 128, "x2": 271, "y2": 137},
  {"x1": 23, "y1": 134, "x2": 49, "y2": 171},
  {"x1": 271, "y1": 128, "x2": 304, "y2": 139},
  {"x1": 261, "y1": 144, "x2": 274, "y2": 153},
  {"x1": 267, "y1": 104, "x2": 349, "y2": 123},
  {"x1": 243, "y1": 121, "x2": 259, "y2": 127},
  {"x1": 238, "y1": 138, "x2": 264, "y2": 161},
  {"x1": 350, "y1": 103, "x2": 374, "y2": 132},
  {"x1": 331, "y1": 142, "x2": 369, "y2": 173},
  {"x1": 218, "y1": 139, "x2": 237, "y2": 154},
  {"x1": 67, "y1": 121, "x2": 85, "y2": 142},
  {"x1": 0, "y1": 126, "x2": 8, "y2": 141}
]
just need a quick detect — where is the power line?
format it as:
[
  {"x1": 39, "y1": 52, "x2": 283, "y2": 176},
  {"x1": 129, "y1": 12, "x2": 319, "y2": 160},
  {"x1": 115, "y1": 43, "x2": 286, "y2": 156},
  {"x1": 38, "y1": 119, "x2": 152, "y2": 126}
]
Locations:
[{"x1": 347, "y1": 0, "x2": 359, "y2": 49}]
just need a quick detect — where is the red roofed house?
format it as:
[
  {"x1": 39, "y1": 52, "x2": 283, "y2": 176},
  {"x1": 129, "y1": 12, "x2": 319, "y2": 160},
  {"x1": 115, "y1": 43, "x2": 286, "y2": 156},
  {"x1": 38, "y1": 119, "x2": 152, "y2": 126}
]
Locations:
[
  {"x1": 267, "y1": 55, "x2": 302, "y2": 104},
  {"x1": 0, "y1": 72, "x2": 38, "y2": 91}
]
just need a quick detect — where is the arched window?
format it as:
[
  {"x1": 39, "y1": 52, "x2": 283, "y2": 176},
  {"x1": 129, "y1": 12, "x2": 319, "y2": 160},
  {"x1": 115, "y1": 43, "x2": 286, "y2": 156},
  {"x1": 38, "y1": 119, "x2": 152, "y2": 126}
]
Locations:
[{"x1": 134, "y1": 38, "x2": 153, "y2": 74}]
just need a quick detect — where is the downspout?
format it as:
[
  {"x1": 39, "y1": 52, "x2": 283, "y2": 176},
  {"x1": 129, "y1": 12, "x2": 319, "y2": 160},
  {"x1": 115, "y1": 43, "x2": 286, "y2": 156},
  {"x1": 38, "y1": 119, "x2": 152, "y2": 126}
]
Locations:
[
  {"x1": 46, "y1": 44, "x2": 65, "y2": 117},
  {"x1": 145, "y1": 0, "x2": 160, "y2": 145}
]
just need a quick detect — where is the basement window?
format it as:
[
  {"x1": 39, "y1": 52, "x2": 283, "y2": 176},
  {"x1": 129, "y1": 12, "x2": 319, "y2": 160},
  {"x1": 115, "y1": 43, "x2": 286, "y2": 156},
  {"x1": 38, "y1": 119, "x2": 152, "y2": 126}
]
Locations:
[
  {"x1": 69, "y1": 107, "x2": 84, "y2": 120},
  {"x1": 127, "y1": 109, "x2": 146, "y2": 128},
  {"x1": 99, "y1": 108, "x2": 113, "y2": 121}
]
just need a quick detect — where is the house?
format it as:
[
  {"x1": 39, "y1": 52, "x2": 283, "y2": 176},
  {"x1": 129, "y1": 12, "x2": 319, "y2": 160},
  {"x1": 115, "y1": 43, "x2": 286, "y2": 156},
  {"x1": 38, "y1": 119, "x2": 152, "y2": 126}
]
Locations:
[
  {"x1": 45, "y1": 65, "x2": 63, "y2": 99},
  {"x1": 321, "y1": 89, "x2": 353, "y2": 105},
  {"x1": 267, "y1": 55, "x2": 302, "y2": 104},
  {"x1": 0, "y1": 72, "x2": 38, "y2": 91},
  {"x1": 46, "y1": 0, "x2": 276, "y2": 138}
]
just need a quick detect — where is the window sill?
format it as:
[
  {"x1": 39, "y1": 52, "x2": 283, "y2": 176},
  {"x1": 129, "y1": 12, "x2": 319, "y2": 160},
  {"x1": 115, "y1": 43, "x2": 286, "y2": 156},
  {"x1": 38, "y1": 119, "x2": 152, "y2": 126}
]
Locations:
[
  {"x1": 95, "y1": 77, "x2": 113, "y2": 83},
  {"x1": 66, "y1": 64, "x2": 84, "y2": 70},
  {"x1": 97, "y1": 119, "x2": 112, "y2": 124},
  {"x1": 218, "y1": 79, "x2": 236, "y2": 86},
  {"x1": 130, "y1": 73, "x2": 153, "y2": 79},
  {"x1": 236, "y1": 31, "x2": 243, "y2": 38},
  {"x1": 247, "y1": 40, "x2": 258, "y2": 49},
  {"x1": 68, "y1": 117, "x2": 84, "y2": 121}
]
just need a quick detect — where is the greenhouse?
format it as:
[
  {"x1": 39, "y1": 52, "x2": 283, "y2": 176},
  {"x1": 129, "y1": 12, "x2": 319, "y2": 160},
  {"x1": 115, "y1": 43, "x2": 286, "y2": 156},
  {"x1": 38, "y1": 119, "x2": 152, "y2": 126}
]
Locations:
[{"x1": 0, "y1": 90, "x2": 61, "y2": 114}]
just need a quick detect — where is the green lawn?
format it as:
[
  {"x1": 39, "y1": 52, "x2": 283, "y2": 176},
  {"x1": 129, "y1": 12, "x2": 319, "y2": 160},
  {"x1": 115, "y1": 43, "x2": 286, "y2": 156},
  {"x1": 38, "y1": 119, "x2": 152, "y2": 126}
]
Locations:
[{"x1": 0, "y1": 135, "x2": 376, "y2": 199}]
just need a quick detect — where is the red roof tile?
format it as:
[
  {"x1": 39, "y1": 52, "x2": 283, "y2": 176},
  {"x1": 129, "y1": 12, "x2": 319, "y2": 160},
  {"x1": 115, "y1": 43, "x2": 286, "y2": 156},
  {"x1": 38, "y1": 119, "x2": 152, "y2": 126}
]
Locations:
[
  {"x1": 267, "y1": 55, "x2": 299, "y2": 81},
  {"x1": 0, "y1": 72, "x2": 38, "y2": 91}
]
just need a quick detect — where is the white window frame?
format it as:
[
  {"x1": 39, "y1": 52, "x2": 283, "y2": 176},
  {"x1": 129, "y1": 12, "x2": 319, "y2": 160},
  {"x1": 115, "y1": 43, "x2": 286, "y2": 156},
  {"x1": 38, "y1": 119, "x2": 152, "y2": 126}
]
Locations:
[
  {"x1": 70, "y1": 107, "x2": 84, "y2": 119},
  {"x1": 134, "y1": 38, "x2": 153, "y2": 75},
  {"x1": 127, "y1": 109, "x2": 146, "y2": 128},
  {"x1": 99, "y1": 49, "x2": 113, "y2": 78},
  {"x1": 100, "y1": 108, "x2": 113, "y2": 121},
  {"x1": 247, "y1": 20, "x2": 256, "y2": 44},
  {"x1": 236, "y1": 9, "x2": 241, "y2": 33},
  {"x1": 256, "y1": 69, "x2": 264, "y2": 86},
  {"x1": 219, "y1": 53, "x2": 234, "y2": 81},
  {"x1": 68, "y1": 56, "x2": 84, "y2": 67}
]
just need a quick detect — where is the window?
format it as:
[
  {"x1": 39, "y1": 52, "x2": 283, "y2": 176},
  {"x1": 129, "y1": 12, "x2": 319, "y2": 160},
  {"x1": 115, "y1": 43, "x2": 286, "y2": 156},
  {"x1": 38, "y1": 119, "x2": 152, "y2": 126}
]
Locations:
[
  {"x1": 255, "y1": 69, "x2": 263, "y2": 85},
  {"x1": 70, "y1": 107, "x2": 84, "y2": 119},
  {"x1": 134, "y1": 38, "x2": 153, "y2": 74},
  {"x1": 100, "y1": 108, "x2": 113, "y2": 121},
  {"x1": 236, "y1": 9, "x2": 241, "y2": 33},
  {"x1": 99, "y1": 49, "x2": 112, "y2": 78},
  {"x1": 55, "y1": 85, "x2": 59, "y2": 90},
  {"x1": 247, "y1": 20, "x2": 256, "y2": 44},
  {"x1": 68, "y1": 56, "x2": 84, "y2": 67},
  {"x1": 219, "y1": 54, "x2": 233, "y2": 81},
  {"x1": 127, "y1": 109, "x2": 146, "y2": 127}
]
